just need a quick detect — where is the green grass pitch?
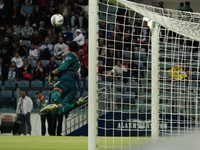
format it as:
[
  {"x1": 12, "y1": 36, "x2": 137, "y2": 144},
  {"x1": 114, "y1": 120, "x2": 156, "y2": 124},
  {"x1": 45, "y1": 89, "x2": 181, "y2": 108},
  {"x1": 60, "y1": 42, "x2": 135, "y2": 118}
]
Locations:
[{"x1": 0, "y1": 136, "x2": 150, "y2": 150}]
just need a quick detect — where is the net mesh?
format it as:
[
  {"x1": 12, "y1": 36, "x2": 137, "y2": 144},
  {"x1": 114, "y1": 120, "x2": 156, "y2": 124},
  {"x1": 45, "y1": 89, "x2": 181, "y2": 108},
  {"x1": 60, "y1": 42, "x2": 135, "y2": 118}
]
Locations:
[{"x1": 97, "y1": 0, "x2": 200, "y2": 149}]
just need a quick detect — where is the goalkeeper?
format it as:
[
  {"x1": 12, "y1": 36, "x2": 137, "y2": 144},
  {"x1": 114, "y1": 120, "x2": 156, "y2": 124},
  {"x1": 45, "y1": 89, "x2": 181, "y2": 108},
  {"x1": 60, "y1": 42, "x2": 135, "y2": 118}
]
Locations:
[{"x1": 40, "y1": 41, "x2": 85, "y2": 115}]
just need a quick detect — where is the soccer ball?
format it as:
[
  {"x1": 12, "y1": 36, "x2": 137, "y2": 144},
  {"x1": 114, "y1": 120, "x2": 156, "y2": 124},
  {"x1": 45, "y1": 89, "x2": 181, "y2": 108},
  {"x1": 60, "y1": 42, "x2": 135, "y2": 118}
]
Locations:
[{"x1": 51, "y1": 14, "x2": 64, "y2": 27}]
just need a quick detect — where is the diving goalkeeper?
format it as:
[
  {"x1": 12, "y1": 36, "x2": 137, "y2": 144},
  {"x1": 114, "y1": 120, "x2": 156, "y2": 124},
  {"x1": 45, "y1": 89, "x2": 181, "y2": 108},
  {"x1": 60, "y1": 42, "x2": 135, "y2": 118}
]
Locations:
[{"x1": 40, "y1": 41, "x2": 85, "y2": 115}]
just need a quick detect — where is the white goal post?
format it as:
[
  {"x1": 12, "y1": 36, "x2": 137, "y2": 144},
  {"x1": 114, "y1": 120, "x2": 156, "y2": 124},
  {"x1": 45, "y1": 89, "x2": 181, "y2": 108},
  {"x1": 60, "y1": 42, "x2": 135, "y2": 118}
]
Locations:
[{"x1": 88, "y1": 0, "x2": 200, "y2": 149}]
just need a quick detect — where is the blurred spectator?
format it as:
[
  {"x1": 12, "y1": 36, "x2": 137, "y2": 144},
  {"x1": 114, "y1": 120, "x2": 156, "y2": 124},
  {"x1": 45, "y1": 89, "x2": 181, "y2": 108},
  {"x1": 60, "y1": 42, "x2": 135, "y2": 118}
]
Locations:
[
  {"x1": 5, "y1": 28, "x2": 20, "y2": 49},
  {"x1": 103, "y1": 49, "x2": 115, "y2": 75},
  {"x1": 1, "y1": 36, "x2": 14, "y2": 56},
  {"x1": 0, "y1": 57, "x2": 8, "y2": 81},
  {"x1": 184, "y1": 1, "x2": 193, "y2": 12},
  {"x1": 13, "y1": 22, "x2": 20, "y2": 35},
  {"x1": 21, "y1": 20, "x2": 34, "y2": 40},
  {"x1": 115, "y1": 21, "x2": 123, "y2": 37},
  {"x1": 46, "y1": 28, "x2": 57, "y2": 44},
  {"x1": 4, "y1": 0, "x2": 13, "y2": 27},
  {"x1": 111, "y1": 60, "x2": 127, "y2": 81},
  {"x1": 8, "y1": 61, "x2": 17, "y2": 81},
  {"x1": 18, "y1": 58, "x2": 32, "y2": 81},
  {"x1": 59, "y1": 0, "x2": 71, "y2": 30},
  {"x1": 99, "y1": 21, "x2": 112, "y2": 39},
  {"x1": 40, "y1": 37, "x2": 53, "y2": 60},
  {"x1": 45, "y1": 0, "x2": 58, "y2": 27},
  {"x1": 98, "y1": 38, "x2": 106, "y2": 59},
  {"x1": 83, "y1": 37, "x2": 88, "y2": 54},
  {"x1": 123, "y1": 33, "x2": 131, "y2": 50},
  {"x1": 32, "y1": 5, "x2": 43, "y2": 28},
  {"x1": 17, "y1": 39, "x2": 27, "y2": 60},
  {"x1": 83, "y1": 3, "x2": 88, "y2": 29},
  {"x1": 177, "y1": 2, "x2": 184, "y2": 11},
  {"x1": 80, "y1": 60, "x2": 87, "y2": 81},
  {"x1": 11, "y1": 52, "x2": 23, "y2": 68},
  {"x1": 39, "y1": 20, "x2": 48, "y2": 40},
  {"x1": 56, "y1": 31, "x2": 65, "y2": 43},
  {"x1": 71, "y1": 1, "x2": 83, "y2": 30},
  {"x1": 39, "y1": 0, "x2": 48, "y2": 12},
  {"x1": 31, "y1": 29, "x2": 43, "y2": 46},
  {"x1": 137, "y1": 21, "x2": 150, "y2": 44},
  {"x1": 73, "y1": 29, "x2": 85, "y2": 46},
  {"x1": 45, "y1": 56, "x2": 59, "y2": 81},
  {"x1": 33, "y1": 59, "x2": 46, "y2": 81},
  {"x1": 11, "y1": 0, "x2": 21, "y2": 26},
  {"x1": 76, "y1": 46, "x2": 88, "y2": 69},
  {"x1": 0, "y1": 0, "x2": 8, "y2": 26},
  {"x1": 54, "y1": 37, "x2": 67, "y2": 60},
  {"x1": 20, "y1": 0, "x2": 33, "y2": 24},
  {"x1": 0, "y1": 47, "x2": 10, "y2": 66},
  {"x1": 52, "y1": 113, "x2": 63, "y2": 136},
  {"x1": 159, "y1": 1, "x2": 164, "y2": 8},
  {"x1": 108, "y1": 31, "x2": 122, "y2": 50},
  {"x1": 0, "y1": 24, "x2": 6, "y2": 36},
  {"x1": 28, "y1": 43, "x2": 39, "y2": 60}
]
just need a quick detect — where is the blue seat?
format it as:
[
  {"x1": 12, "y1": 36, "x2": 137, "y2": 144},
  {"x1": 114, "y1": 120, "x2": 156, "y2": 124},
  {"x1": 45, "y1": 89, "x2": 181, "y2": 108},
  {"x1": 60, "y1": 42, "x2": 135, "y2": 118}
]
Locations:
[
  {"x1": 0, "y1": 90, "x2": 13, "y2": 108},
  {"x1": 29, "y1": 60, "x2": 36, "y2": 68},
  {"x1": 41, "y1": 60, "x2": 50, "y2": 67},
  {"x1": 4, "y1": 80, "x2": 16, "y2": 91},
  {"x1": 17, "y1": 80, "x2": 29, "y2": 90},
  {"x1": 123, "y1": 92, "x2": 136, "y2": 104},
  {"x1": 98, "y1": 60, "x2": 103, "y2": 65},
  {"x1": 31, "y1": 80, "x2": 43, "y2": 90},
  {"x1": 63, "y1": 32, "x2": 73, "y2": 40},
  {"x1": 0, "y1": 80, "x2": 2, "y2": 91},
  {"x1": 23, "y1": 40, "x2": 31, "y2": 49},
  {"x1": 98, "y1": 81, "x2": 111, "y2": 90},
  {"x1": 42, "y1": 91, "x2": 51, "y2": 97},
  {"x1": 123, "y1": 51, "x2": 132, "y2": 59},
  {"x1": 82, "y1": 91, "x2": 88, "y2": 98},
  {"x1": 84, "y1": 81, "x2": 88, "y2": 90},
  {"x1": 55, "y1": 60, "x2": 62, "y2": 66},
  {"x1": 27, "y1": 90, "x2": 38, "y2": 108},
  {"x1": 124, "y1": 81, "x2": 138, "y2": 94},
  {"x1": 44, "y1": 81, "x2": 56, "y2": 90},
  {"x1": 98, "y1": 76, "x2": 102, "y2": 81}
]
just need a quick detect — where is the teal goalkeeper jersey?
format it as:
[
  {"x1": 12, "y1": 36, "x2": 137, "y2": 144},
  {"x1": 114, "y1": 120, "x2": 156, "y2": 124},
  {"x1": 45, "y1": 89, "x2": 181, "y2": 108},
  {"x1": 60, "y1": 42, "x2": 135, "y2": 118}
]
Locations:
[{"x1": 57, "y1": 52, "x2": 80, "y2": 73}]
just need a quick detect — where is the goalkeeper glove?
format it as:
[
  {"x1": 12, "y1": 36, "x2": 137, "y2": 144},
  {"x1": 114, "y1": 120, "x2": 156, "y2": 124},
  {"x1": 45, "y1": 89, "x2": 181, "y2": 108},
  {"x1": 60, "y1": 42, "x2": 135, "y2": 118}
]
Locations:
[{"x1": 48, "y1": 72, "x2": 55, "y2": 85}]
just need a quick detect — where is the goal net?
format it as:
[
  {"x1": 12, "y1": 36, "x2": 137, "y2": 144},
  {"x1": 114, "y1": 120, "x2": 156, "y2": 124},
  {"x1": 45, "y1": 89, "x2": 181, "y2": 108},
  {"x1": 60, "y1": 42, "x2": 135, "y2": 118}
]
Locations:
[{"x1": 89, "y1": 0, "x2": 200, "y2": 149}]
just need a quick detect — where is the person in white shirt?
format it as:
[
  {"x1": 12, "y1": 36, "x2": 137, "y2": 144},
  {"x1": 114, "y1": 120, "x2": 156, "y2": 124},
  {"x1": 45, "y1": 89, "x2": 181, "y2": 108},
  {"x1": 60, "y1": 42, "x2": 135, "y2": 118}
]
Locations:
[
  {"x1": 40, "y1": 37, "x2": 54, "y2": 55},
  {"x1": 16, "y1": 90, "x2": 33, "y2": 136},
  {"x1": 111, "y1": 60, "x2": 127, "y2": 81},
  {"x1": 11, "y1": 52, "x2": 23, "y2": 68},
  {"x1": 21, "y1": 20, "x2": 34, "y2": 40},
  {"x1": 54, "y1": 37, "x2": 68, "y2": 60},
  {"x1": 28, "y1": 43, "x2": 39, "y2": 60},
  {"x1": 73, "y1": 29, "x2": 85, "y2": 46}
]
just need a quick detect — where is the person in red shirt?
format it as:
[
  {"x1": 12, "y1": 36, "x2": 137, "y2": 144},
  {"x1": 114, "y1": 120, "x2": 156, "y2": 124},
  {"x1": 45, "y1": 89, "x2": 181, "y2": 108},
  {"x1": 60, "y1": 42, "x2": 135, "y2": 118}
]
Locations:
[
  {"x1": 31, "y1": 29, "x2": 43, "y2": 47},
  {"x1": 76, "y1": 46, "x2": 88, "y2": 69}
]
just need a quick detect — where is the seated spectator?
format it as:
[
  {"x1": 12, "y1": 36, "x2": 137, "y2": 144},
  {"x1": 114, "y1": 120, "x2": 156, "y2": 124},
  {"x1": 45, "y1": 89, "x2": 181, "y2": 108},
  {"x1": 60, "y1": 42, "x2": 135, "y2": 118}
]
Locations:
[
  {"x1": 108, "y1": 31, "x2": 122, "y2": 50},
  {"x1": 39, "y1": 20, "x2": 48, "y2": 40},
  {"x1": 5, "y1": 27, "x2": 19, "y2": 49},
  {"x1": 40, "y1": 37, "x2": 53, "y2": 60},
  {"x1": 18, "y1": 58, "x2": 32, "y2": 81},
  {"x1": 46, "y1": 28, "x2": 57, "y2": 45},
  {"x1": 0, "y1": 0, "x2": 8, "y2": 26},
  {"x1": 177, "y1": 2, "x2": 184, "y2": 11},
  {"x1": 71, "y1": 1, "x2": 83, "y2": 30},
  {"x1": 111, "y1": 60, "x2": 127, "y2": 81},
  {"x1": 7, "y1": 61, "x2": 17, "y2": 81},
  {"x1": 59, "y1": 0, "x2": 71, "y2": 30},
  {"x1": 80, "y1": 60, "x2": 87, "y2": 81},
  {"x1": 45, "y1": 0, "x2": 58, "y2": 27},
  {"x1": 56, "y1": 31, "x2": 65, "y2": 43},
  {"x1": 123, "y1": 33, "x2": 131, "y2": 50},
  {"x1": 76, "y1": 46, "x2": 88, "y2": 69},
  {"x1": 20, "y1": 0, "x2": 33, "y2": 24},
  {"x1": 17, "y1": 39, "x2": 27, "y2": 60},
  {"x1": 83, "y1": 37, "x2": 88, "y2": 54},
  {"x1": 73, "y1": 29, "x2": 85, "y2": 46},
  {"x1": 13, "y1": 22, "x2": 20, "y2": 35},
  {"x1": 98, "y1": 38, "x2": 106, "y2": 59},
  {"x1": 184, "y1": 1, "x2": 193, "y2": 12},
  {"x1": 1, "y1": 36, "x2": 14, "y2": 56},
  {"x1": 39, "y1": 0, "x2": 48, "y2": 13},
  {"x1": 11, "y1": 0, "x2": 21, "y2": 26},
  {"x1": 21, "y1": 20, "x2": 34, "y2": 40},
  {"x1": 54, "y1": 37, "x2": 67, "y2": 60},
  {"x1": 99, "y1": 21, "x2": 112, "y2": 39},
  {"x1": 28, "y1": 43, "x2": 39, "y2": 60},
  {"x1": 103, "y1": 49, "x2": 115, "y2": 75},
  {"x1": 32, "y1": 5, "x2": 43, "y2": 28},
  {"x1": 0, "y1": 24, "x2": 6, "y2": 36},
  {"x1": 33, "y1": 59, "x2": 46, "y2": 81},
  {"x1": 11, "y1": 52, "x2": 23, "y2": 68},
  {"x1": 45, "y1": 56, "x2": 59, "y2": 81},
  {"x1": 31, "y1": 29, "x2": 43, "y2": 47},
  {"x1": 83, "y1": 3, "x2": 88, "y2": 29},
  {"x1": 0, "y1": 57, "x2": 8, "y2": 81},
  {"x1": 0, "y1": 47, "x2": 11, "y2": 66}
]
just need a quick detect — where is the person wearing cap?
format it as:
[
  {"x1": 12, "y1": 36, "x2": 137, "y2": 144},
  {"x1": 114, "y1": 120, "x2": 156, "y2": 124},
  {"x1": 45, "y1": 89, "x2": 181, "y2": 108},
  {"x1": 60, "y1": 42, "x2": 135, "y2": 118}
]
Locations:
[
  {"x1": 40, "y1": 41, "x2": 85, "y2": 116},
  {"x1": 36, "y1": 90, "x2": 52, "y2": 136},
  {"x1": 73, "y1": 29, "x2": 85, "y2": 46}
]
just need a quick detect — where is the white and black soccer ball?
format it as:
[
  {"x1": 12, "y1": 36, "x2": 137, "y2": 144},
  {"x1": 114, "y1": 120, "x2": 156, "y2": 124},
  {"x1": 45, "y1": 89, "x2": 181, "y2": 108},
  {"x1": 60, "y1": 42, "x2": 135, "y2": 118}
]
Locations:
[{"x1": 51, "y1": 14, "x2": 64, "y2": 27}]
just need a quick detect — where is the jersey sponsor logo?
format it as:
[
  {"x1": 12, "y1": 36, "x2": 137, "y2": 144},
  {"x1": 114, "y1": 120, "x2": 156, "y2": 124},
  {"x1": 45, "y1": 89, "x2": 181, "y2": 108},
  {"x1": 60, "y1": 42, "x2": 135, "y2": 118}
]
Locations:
[{"x1": 66, "y1": 57, "x2": 72, "y2": 61}]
